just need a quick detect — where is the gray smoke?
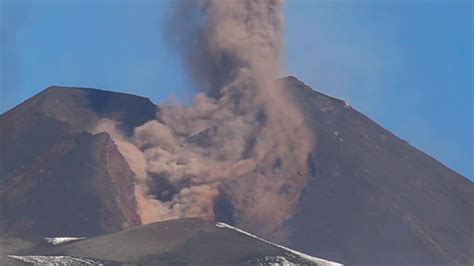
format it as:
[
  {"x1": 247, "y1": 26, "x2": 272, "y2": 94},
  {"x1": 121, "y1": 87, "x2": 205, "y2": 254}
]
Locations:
[{"x1": 96, "y1": 0, "x2": 314, "y2": 241}]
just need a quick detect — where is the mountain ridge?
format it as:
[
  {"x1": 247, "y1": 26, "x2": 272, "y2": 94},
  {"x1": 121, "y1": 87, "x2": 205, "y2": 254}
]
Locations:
[
  {"x1": 1, "y1": 217, "x2": 342, "y2": 266},
  {"x1": 283, "y1": 77, "x2": 473, "y2": 265}
]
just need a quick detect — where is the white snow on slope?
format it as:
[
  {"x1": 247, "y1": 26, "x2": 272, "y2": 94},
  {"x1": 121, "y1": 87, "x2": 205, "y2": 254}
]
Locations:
[
  {"x1": 215, "y1": 222, "x2": 343, "y2": 266},
  {"x1": 44, "y1": 237, "x2": 86, "y2": 245},
  {"x1": 7, "y1": 255, "x2": 102, "y2": 265},
  {"x1": 261, "y1": 255, "x2": 301, "y2": 266}
]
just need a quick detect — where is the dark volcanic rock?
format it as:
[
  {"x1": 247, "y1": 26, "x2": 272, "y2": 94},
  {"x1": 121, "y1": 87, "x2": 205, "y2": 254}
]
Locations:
[
  {"x1": 0, "y1": 218, "x2": 336, "y2": 266},
  {"x1": 1, "y1": 132, "x2": 127, "y2": 236},
  {"x1": 0, "y1": 86, "x2": 155, "y2": 236},
  {"x1": 0, "y1": 86, "x2": 156, "y2": 178},
  {"x1": 282, "y1": 76, "x2": 474, "y2": 266}
]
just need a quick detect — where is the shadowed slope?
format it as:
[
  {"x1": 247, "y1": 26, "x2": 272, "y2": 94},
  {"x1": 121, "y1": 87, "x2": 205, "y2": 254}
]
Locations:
[
  {"x1": 283, "y1": 76, "x2": 474, "y2": 266},
  {"x1": 1, "y1": 218, "x2": 340, "y2": 266},
  {"x1": 0, "y1": 86, "x2": 156, "y2": 236}
]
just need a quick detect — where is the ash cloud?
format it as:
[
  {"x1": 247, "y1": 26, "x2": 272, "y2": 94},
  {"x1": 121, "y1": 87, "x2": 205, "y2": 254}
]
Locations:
[{"x1": 96, "y1": 0, "x2": 314, "y2": 240}]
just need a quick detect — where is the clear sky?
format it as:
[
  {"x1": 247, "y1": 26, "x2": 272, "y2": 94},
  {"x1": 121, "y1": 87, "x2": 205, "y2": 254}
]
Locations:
[{"x1": 1, "y1": 0, "x2": 472, "y2": 179}]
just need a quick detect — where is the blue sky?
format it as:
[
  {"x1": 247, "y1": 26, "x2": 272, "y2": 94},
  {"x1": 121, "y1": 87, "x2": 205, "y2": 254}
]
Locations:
[{"x1": 1, "y1": 0, "x2": 472, "y2": 179}]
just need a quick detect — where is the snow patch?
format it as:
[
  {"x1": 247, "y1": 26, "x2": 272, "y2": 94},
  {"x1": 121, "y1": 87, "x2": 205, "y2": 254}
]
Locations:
[
  {"x1": 215, "y1": 222, "x2": 343, "y2": 266},
  {"x1": 262, "y1": 255, "x2": 299, "y2": 266},
  {"x1": 7, "y1": 255, "x2": 102, "y2": 265},
  {"x1": 44, "y1": 237, "x2": 86, "y2": 245}
]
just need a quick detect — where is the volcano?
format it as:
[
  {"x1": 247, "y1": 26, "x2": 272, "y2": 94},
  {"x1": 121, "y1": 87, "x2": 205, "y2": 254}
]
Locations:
[{"x1": 0, "y1": 76, "x2": 472, "y2": 266}]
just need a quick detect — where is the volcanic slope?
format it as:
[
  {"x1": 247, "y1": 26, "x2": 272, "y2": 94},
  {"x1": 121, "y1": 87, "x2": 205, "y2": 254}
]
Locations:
[
  {"x1": 1, "y1": 218, "x2": 341, "y2": 266},
  {"x1": 1, "y1": 77, "x2": 472, "y2": 265},
  {"x1": 0, "y1": 86, "x2": 155, "y2": 236},
  {"x1": 283, "y1": 77, "x2": 473, "y2": 266}
]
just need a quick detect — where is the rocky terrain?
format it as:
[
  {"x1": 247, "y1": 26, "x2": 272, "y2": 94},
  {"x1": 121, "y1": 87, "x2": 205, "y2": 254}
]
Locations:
[
  {"x1": 0, "y1": 218, "x2": 341, "y2": 266},
  {"x1": 1, "y1": 76, "x2": 472, "y2": 265}
]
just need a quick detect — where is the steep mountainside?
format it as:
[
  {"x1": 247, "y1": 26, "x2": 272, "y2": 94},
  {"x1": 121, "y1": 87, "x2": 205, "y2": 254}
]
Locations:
[
  {"x1": 283, "y1": 77, "x2": 474, "y2": 266},
  {"x1": 1, "y1": 78, "x2": 472, "y2": 265},
  {"x1": 0, "y1": 87, "x2": 156, "y2": 236}
]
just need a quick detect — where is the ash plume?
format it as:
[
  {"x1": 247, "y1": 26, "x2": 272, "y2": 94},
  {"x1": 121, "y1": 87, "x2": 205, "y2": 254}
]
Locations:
[{"x1": 96, "y1": 0, "x2": 314, "y2": 240}]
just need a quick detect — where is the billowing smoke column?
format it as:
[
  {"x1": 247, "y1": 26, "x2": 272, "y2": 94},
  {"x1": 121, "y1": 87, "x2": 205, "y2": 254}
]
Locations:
[{"x1": 95, "y1": 0, "x2": 314, "y2": 240}]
